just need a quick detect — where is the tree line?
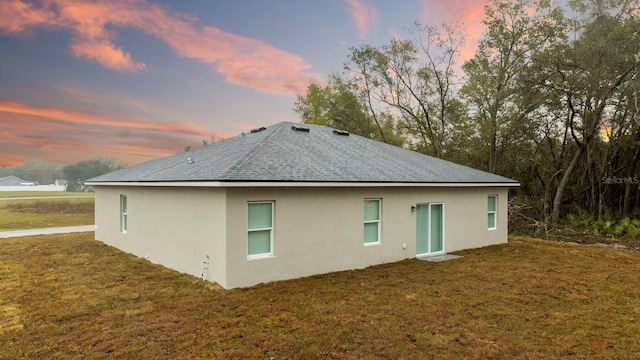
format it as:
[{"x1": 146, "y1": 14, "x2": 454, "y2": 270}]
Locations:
[
  {"x1": 294, "y1": 0, "x2": 640, "y2": 229},
  {"x1": 0, "y1": 157, "x2": 126, "y2": 190},
  {"x1": 0, "y1": 159, "x2": 64, "y2": 185}
]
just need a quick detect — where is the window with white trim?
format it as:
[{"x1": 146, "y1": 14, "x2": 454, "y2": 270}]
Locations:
[
  {"x1": 364, "y1": 199, "x2": 381, "y2": 245},
  {"x1": 248, "y1": 202, "x2": 274, "y2": 258},
  {"x1": 488, "y1": 195, "x2": 497, "y2": 230},
  {"x1": 120, "y1": 194, "x2": 128, "y2": 233}
]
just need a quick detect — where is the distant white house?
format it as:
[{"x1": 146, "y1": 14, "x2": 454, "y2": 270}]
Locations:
[
  {"x1": 0, "y1": 175, "x2": 66, "y2": 192},
  {"x1": 55, "y1": 179, "x2": 68, "y2": 191},
  {"x1": 0, "y1": 175, "x2": 28, "y2": 186},
  {"x1": 87, "y1": 122, "x2": 520, "y2": 289}
]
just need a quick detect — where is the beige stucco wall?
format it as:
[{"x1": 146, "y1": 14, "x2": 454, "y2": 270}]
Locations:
[
  {"x1": 94, "y1": 185, "x2": 509, "y2": 289},
  {"x1": 224, "y1": 186, "x2": 509, "y2": 289},
  {"x1": 94, "y1": 186, "x2": 228, "y2": 287}
]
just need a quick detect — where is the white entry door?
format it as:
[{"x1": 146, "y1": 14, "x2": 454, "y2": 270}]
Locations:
[{"x1": 416, "y1": 203, "x2": 444, "y2": 256}]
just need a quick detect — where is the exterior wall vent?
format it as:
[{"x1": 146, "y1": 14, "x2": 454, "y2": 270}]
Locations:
[
  {"x1": 332, "y1": 129, "x2": 350, "y2": 136},
  {"x1": 250, "y1": 127, "x2": 267, "y2": 133},
  {"x1": 291, "y1": 125, "x2": 310, "y2": 132}
]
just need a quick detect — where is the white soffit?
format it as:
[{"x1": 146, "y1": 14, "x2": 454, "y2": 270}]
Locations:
[{"x1": 85, "y1": 181, "x2": 520, "y2": 188}]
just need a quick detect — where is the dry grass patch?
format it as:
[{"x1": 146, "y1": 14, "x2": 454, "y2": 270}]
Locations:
[
  {"x1": 4, "y1": 201, "x2": 94, "y2": 214},
  {"x1": 0, "y1": 198, "x2": 94, "y2": 231},
  {"x1": 1, "y1": 234, "x2": 640, "y2": 359},
  {"x1": 0, "y1": 191, "x2": 92, "y2": 199}
]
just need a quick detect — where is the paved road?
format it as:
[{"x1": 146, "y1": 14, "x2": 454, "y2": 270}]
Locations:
[{"x1": 0, "y1": 225, "x2": 96, "y2": 239}]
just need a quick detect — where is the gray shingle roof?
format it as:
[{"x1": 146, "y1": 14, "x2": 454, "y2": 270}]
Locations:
[
  {"x1": 88, "y1": 121, "x2": 519, "y2": 185},
  {"x1": 0, "y1": 175, "x2": 28, "y2": 186}
]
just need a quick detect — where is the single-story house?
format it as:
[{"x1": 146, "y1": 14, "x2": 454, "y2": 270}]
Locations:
[
  {"x1": 87, "y1": 122, "x2": 519, "y2": 289},
  {"x1": 0, "y1": 175, "x2": 28, "y2": 186},
  {"x1": 54, "y1": 179, "x2": 68, "y2": 190}
]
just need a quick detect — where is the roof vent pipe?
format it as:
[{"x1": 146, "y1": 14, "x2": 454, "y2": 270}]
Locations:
[
  {"x1": 332, "y1": 129, "x2": 350, "y2": 136},
  {"x1": 250, "y1": 127, "x2": 267, "y2": 133},
  {"x1": 291, "y1": 125, "x2": 310, "y2": 132}
]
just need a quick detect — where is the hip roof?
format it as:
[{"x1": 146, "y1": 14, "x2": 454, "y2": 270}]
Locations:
[{"x1": 88, "y1": 122, "x2": 519, "y2": 186}]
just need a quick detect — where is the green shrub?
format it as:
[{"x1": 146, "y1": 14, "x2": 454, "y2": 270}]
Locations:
[
  {"x1": 595, "y1": 217, "x2": 640, "y2": 239},
  {"x1": 613, "y1": 218, "x2": 629, "y2": 236},
  {"x1": 594, "y1": 219, "x2": 615, "y2": 235},
  {"x1": 563, "y1": 209, "x2": 594, "y2": 228}
]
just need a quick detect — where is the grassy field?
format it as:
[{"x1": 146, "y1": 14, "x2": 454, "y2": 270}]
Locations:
[
  {"x1": 0, "y1": 191, "x2": 93, "y2": 199},
  {"x1": 1, "y1": 233, "x2": 639, "y2": 359},
  {"x1": 0, "y1": 192, "x2": 94, "y2": 231}
]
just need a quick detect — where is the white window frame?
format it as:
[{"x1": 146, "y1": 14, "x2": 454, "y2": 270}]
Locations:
[
  {"x1": 364, "y1": 198, "x2": 381, "y2": 246},
  {"x1": 416, "y1": 202, "x2": 446, "y2": 256},
  {"x1": 247, "y1": 201, "x2": 274, "y2": 259},
  {"x1": 488, "y1": 195, "x2": 497, "y2": 230},
  {"x1": 120, "y1": 194, "x2": 128, "y2": 233}
]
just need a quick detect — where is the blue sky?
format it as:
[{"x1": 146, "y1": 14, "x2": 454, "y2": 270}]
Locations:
[{"x1": 0, "y1": 0, "x2": 487, "y2": 166}]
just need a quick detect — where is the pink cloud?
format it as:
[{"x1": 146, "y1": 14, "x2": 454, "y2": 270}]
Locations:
[
  {"x1": 156, "y1": 24, "x2": 321, "y2": 95},
  {"x1": 0, "y1": 0, "x2": 322, "y2": 95},
  {"x1": 71, "y1": 39, "x2": 146, "y2": 72},
  {"x1": 0, "y1": 150, "x2": 28, "y2": 168},
  {"x1": 105, "y1": 142, "x2": 186, "y2": 160},
  {"x1": 421, "y1": 0, "x2": 488, "y2": 61},
  {"x1": 0, "y1": 0, "x2": 56, "y2": 35},
  {"x1": 342, "y1": 0, "x2": 380, "y2": 38},
  {"x1": 0, "y1": 98, "x2": 227, "y2": 166},
  {"x1": 0, "y1": 99, "x2": 207, "y2": 134}
]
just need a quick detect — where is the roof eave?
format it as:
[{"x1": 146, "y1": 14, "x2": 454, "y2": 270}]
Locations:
[{"x1": 84, "y1": 180, "x2": 521, "y2": 188}]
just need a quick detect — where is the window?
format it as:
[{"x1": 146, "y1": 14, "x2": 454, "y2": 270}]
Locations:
[
  {"x1": 120, "y1": 195, "x2": 128, "y2": 233},
  {"x1": 248, "y1": 202, "x2": 274, "y2": 258},
  {"x1": 488, "y1": 195, "x2": 497, "y2": 230},
  {"x1": 364, "y1": 199, "x2": 381, "y2": 245}
]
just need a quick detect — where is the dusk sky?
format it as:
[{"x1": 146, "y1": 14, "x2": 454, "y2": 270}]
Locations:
[{"x1": 0, "y1": 0, "x2": 489, "y2": 167}]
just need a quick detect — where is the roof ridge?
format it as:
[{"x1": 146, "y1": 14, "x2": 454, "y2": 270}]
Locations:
[{"x1": 221, "y1": 123, "x2": 285, "y2": 178}]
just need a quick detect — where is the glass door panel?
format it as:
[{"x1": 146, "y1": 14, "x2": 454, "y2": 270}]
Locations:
[
  {"x1": 416, "y1": 203, "x2": 444, "y2": 255},
  {"x1": 430, "y1": 204, "x2": 443, "y2": 252},
  {"x1": 416, "y1": 205, "x2": 428, "y2": 254}
]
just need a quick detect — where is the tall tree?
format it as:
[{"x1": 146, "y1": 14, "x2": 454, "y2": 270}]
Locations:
[
  {"x1": 293, "y1": 0, "x2": 640, "y2": 226},
  {"x1": 345, "y1": 22, "x2": 466, "y2": 158},
  {"x1": 63, "y1": 157, "x2": 126, "y2": 189},
  {"x1": 461, "y1": 0, "x2": 565, "y2": 174},
  {"x1": 542, "y1": 0, "x2": 640, "y2": 223},
  {"x1": 293, "y1": 74, "x2": 395, "y2": 142},
  {"x1": 344, "y1": 45, "x2": 390, "y2": 143},
  {"x1": 0, "y1": 159, "x2": 64, "y2": 184}
]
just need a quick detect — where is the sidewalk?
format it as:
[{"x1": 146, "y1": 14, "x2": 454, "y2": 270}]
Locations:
[{"x1": 0, "y1": 225, "x2": 96, "y2": 239}]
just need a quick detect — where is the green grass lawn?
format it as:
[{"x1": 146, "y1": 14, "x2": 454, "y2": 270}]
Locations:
[
  {"x1": 1, "y1": 234, "x2": 639, "y2": 359},
  {"x1": 0, "y1": 193, "x2": 94, "y2": 231}
]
